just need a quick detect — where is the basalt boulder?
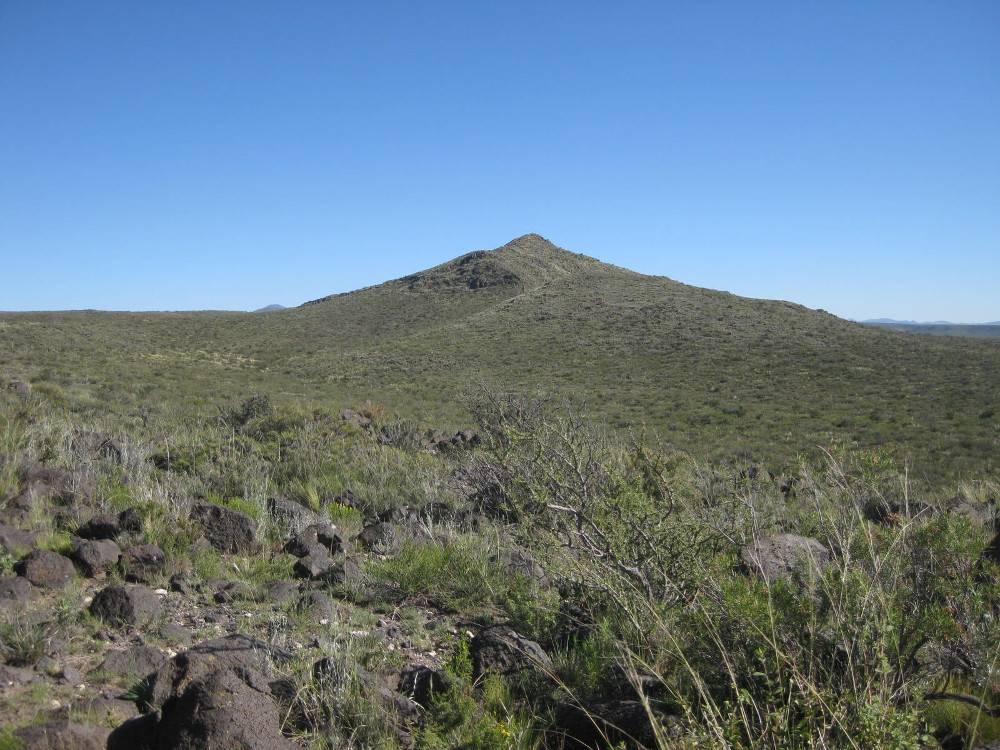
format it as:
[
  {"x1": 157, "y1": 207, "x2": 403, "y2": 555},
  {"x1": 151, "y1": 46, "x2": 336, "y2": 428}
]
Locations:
[{"x1": 190, "y1": 501, "x2": 258, "y2": 554}]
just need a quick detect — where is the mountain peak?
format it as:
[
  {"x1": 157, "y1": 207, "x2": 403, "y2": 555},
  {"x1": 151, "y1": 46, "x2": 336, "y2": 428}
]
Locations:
[
  {"x1": 395, "y1": 234, "x2": 601, "y2": 293},
  {"x1": 304, "y1": 235, "x2": 612, "y2": 305}
]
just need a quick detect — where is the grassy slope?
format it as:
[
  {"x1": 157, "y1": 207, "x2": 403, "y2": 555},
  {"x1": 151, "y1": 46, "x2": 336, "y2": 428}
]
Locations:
[{"x1": 2, "y1": 234, "x2": 998, "y2": 476}]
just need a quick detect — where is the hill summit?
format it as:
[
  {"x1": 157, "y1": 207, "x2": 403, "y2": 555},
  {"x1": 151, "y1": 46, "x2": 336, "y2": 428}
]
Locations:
[
  {"x1": 1, "y1": 234, "x2": 998, "y2": 477},
  {"x1": 305, "y1": 234, "x2": 609, "y2": 303}
]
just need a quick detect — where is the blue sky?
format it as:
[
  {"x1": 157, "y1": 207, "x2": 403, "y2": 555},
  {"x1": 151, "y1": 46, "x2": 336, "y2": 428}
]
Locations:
[{"x1": 2, "y1": 2, "x2": 997, "y2": 321}]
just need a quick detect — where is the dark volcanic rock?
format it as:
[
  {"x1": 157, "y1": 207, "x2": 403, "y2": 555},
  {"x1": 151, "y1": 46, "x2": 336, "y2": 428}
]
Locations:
[
  {"x1": 70, "y1": 430, "x2": 124, "y2": 462},
  {"x1": 266, "y1": 496, "x2": 319, "y2": 529},
  {"x1": 284, "y1": 522, "x2": 345, "y2": 557},
  {"x1": 106, "y1": 711, "x2": 161, "y2": 750},
  {"x1": 211, "y1": 580, "x2": 254, "y2": 604},
  {"x1": 265, "y1": 580, "x2": 298, "y2": 604},
  {"x1": 398, "y1": 665, "x2": 453, "y2": 707},
  {"x1": 326, "y1": 557, "x2": 363, "y2": 587},
  {"x1": 0, "y1": 663, "x2": 39, "y2": 686},
  {"x1": 0, "y1": 524, "x2": 36, "y2": 554},
  {"x1": 355, "y1": 521, "x2": 401, "y2": 553},
  {"x1": 118, "y1": 506, "x2": 143, "y2": 533},
  {"x1": 152, "y1": 667, "x2": 295, "y2": 750},
  {"x1": 98, "y1": 644, "x2": 169, "y2": 678},
  {"x1": 471, "y1": 624, "x2": 552, "y2": 682},
  {"x1": 493, "y1": 548, "x2": 549, "y2": 589},
  {"x1": 552, "y1": 699, "x2": 677, "y2": 750},
  {"x1": 292, "y1": 548, "x2": 335, "y2": 579},
  {"x1": 75, "y1": 513, "x2": 121, "y2": 540},
  {"x1": 14, "y1": 548, "x2": 75, "y2": 589},
  {"x1": 190, "y1": 501, "x2": 258, "y2": 554},
  {"x1": 20, "y1": 465, "x2": 89, "y2": 506},
  {"x1": 71, "y1": 537, "x2": 121, "y2": 578},
  {"x1": 0, "y1": 574, "x2": 36, "y2": 602},
  {"x1": 296, "y1": 591, "x2": 335, "y2": 623},
  {"x1": 119, "y1": 543, "x2": 167, "y2": 583},
  {"x1": 147, "y1": 633, "x2": 288, "y2": 709},
  {"x1": 13, "y1": 720, "x2": 110, "y2": 750},
  {"x1": 8, "y1": 380, "x2": 31, "y2": 397},
  {"x1": 983, "y1": 533, "x2": 1000, "y2": 565},
  {"x1": 89, "y1": 584, "x2": 162, "y2": 626},
  {"x1": 740, "y1": 534, "x2": 831, "y2": 584}
]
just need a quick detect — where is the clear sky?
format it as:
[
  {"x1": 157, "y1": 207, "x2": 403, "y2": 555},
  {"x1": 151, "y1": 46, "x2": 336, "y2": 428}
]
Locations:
[{"x1": 2, "y1": 2, "x2": 997, "y2": 321}]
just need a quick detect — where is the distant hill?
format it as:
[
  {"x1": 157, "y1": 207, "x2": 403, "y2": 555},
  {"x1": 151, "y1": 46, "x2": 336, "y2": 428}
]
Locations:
[
  {"x1": 1, "y1": 233, "x2": 998, "y2": 477},
  {"x1": 253, "y1": 304, "x2": 286, "y2": 312},
  {"x1": 863, "y1": 321, "x2": 1000, "y2": 338}
]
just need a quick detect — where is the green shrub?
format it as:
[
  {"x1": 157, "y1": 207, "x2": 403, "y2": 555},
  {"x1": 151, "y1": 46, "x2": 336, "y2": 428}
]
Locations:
[
  {"x1": 0, "y1": 614, "x2": 52, "y2": 668},
  {"x1": 366, "y1": 538, "x2": 506, "y2": 611}
]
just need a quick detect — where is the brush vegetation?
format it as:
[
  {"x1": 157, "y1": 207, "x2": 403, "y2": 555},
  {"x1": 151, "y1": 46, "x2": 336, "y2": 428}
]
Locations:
[
  {"x1": 1, "y1": 235, "x2": 998, "y2": 749},
  {"x1": 2, "y1": 234, "x2": 998, "y2": 478}
]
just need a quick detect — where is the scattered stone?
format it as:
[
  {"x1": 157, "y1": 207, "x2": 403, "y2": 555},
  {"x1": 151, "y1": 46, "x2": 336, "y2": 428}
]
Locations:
[
  {"x1": 296, "y1": 591, "x2": 335, "y2": 623},
  {"x1": 471, "y1": 624, "x2": 552, "y2": 682},
  {"x1": 552, "y1": 699, "x2": 679, "y2": 750},
  {"x1": 284, "y1": 522, "x2": 345, "y2": 557},
  {"x1": 160, "y1": 623, "x2": 192, "y2": 647},
  {"x1": 355, "y1": 521, "x2": 401, "y2": 553},
  {"x1": 293, "y1": 548, "x2": 335, "y2": 579},
  {"x1": 20, "y1": 465, "x2": 87, "y2": 506},
  {"x1": 169, "y1": 573, "x2": 193, "y2": 595},
  {"x1": 8, "y1": 380, "x2": 30, "y2": 397},
  {"x1": 14, "y1": 548, "x2": 75, "y2": 589},
  {"x1": 118, "y1": 506, "x2": 143, "y2": 533},
  {"x1": 70, "y1": 537, "x2": 121, "y2": 578},
  {"x1": 106, "y1": 711, "x2": 161, "y2": 750},
  {"x1": 147, "y1": 667, "x2": 295, "y2": 750},
  {"x1": 265, "y1": 580, "x2": 298, "y2": 604},
  {"x1": 75, "y1": 513, "x2": 120, "y2": 540},
  {"x1": 0, "y1": 574, "x2": 37, "y2": 602},
  {"x1": 326, "y1": 557, "x2": 363, "y2": 587},
  {"x1": 0, "y1": 524, "x2": 36, "y2": 554},
  {"x1": 398, "y1": 665, "x2": 453, "y2": 707},
  {"x1": 146, "y1": 633, "x2": 290, "y2": 709},
  {"x1": 89, "y1": 584, "x2": 162, "y2": 626},
  {"x1": 212, "y1": 580, "x2": 254, "y2": 604},
  {"x1": 492, "y1": 548, "x2": 549, "y2": 589},
  {"x1": 119, "y1": 543, "x2": 167, "y2": 583},
  {"x1": 190, "y1": 501, "x2": 258, "y2": 554},
  {"x1": 13, "y1": 720, "x2": 110, "y2": 750},
  {"x1": 98, "y1": 644, "x2": 169, "y2": 678},
  {"x1": 64, "y1": 694, "x2": 141, "y2": 726},
  {"x1": 739, "y1": 534, "x2": 831, "y2": 584},
  {"x1": 983, "y1": 533, "x2": 1000, "y2": 567},
  {"x1": 340, "y1": 408, "x2": 371, "y2": 429},
  {"x1": 267, "y1": 496, "x2": 319, "y2": 529},
  {"x1": 0, "y1": 664, "x2": 39, "y2": 686}
]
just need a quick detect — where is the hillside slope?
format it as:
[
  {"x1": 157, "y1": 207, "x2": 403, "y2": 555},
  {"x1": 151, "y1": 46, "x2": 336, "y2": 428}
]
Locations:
[{"x1": 1, "y1": 234, "x2": 997, "y2": 475}]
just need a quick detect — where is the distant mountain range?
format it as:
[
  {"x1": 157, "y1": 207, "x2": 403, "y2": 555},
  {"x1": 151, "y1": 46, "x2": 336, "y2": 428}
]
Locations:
[
  {"x1": 863, "y1": 318, "x2": 1000, "y2": 325},
  {"x1": 253, "y1": 304, "x2": 286, "y2": 313},
  {"x1": 862, "y1": 320, "x2": 1000, "y2": 338}
]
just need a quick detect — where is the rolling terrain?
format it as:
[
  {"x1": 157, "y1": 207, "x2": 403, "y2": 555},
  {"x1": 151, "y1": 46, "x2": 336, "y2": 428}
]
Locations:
[
  {"x1": 2, "y1": 235, "x2": 1000, "y2": 750},
  {"x1": 2, "y1": 233, "x2": 998, "y2": 476}
]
